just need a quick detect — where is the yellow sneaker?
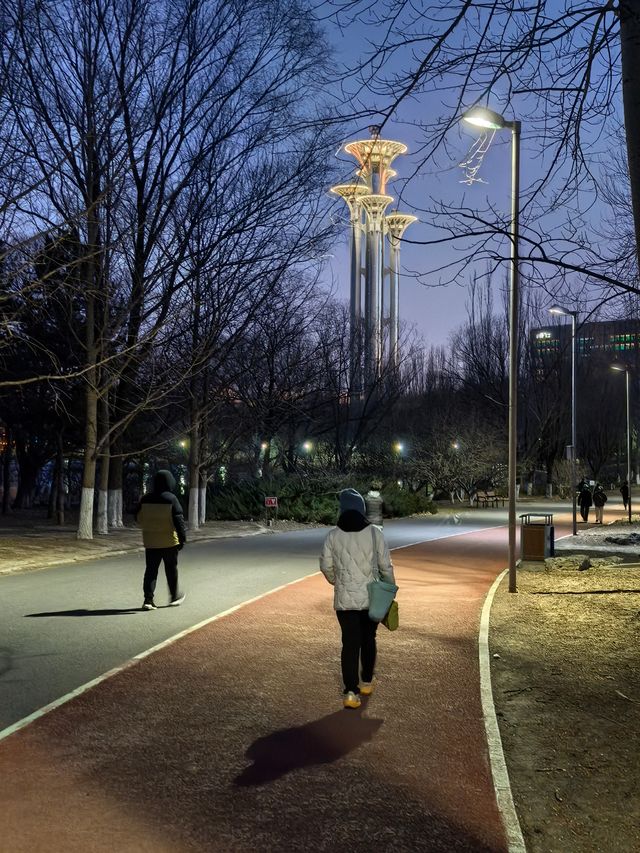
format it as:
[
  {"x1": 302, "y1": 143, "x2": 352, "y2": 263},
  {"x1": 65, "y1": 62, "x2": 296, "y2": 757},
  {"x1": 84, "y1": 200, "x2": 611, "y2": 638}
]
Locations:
[
  {"x1": 359, "y1": 681, "x2": 374, "y2": 696},
  {"x1": 343, "y1": 691, "x2": 361, "y2": 709}
]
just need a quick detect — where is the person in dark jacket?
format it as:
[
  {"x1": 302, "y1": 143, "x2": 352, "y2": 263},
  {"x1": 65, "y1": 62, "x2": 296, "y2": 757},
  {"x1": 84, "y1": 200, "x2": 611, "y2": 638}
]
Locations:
[
  {"x1": 621, "y1": 480, "x2": 630, "y2": 511},
  {"x1": 364, "y1": 485, "x2": 384, "y2": 528},
  {"x1": 593, "y1": 484, "x2": 607, "y2": 523},
  {"x1": 135, "y1": 469, "x2": 187, "y2": 610},
  {"x1": 579, "y1": 483, "x2": 593, "y2": 522}
]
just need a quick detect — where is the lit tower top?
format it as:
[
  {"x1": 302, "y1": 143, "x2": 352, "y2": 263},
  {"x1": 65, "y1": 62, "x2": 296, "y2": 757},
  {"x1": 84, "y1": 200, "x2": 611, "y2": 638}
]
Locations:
[
  {"x1": 329, "y1": 183, "x2": 369, "y2": 221},
  {"x1": 344, "y1": 126, "x2": 408, "y2": 194},
  {"x1": 385, "y1": 213, "x2": 418, "y2": 244},
  {"x1": 359, "y1": 193, "x2": 394, "y2": 228}
]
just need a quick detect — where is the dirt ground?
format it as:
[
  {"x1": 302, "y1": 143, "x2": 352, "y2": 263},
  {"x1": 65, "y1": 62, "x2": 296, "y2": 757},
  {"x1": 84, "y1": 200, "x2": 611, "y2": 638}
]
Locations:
[{"x1": 491, "y1": 545, "x2": 640, "y2": 852}]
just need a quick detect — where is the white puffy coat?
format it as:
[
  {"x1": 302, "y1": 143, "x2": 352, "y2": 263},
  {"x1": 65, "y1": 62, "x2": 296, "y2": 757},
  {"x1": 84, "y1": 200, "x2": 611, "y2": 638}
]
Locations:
[{"x1": 320, "y1": 524, "x2": 395, "y2": 610}]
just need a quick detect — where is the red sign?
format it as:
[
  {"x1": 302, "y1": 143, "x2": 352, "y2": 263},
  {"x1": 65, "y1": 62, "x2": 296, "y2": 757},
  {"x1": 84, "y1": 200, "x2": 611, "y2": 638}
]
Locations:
[{"x1": 264, "y1": 496, "x2": 278, "y2": 508}]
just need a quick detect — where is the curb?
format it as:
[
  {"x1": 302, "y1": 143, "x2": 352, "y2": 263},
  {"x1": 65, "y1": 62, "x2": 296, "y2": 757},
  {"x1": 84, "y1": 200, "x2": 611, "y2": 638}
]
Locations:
[
  {"x1": 0, "y1": 527, "x2": 268, "y2": 577},
  {"x1": 479, "y1": 568, "x2": 527, "y2": 853}
]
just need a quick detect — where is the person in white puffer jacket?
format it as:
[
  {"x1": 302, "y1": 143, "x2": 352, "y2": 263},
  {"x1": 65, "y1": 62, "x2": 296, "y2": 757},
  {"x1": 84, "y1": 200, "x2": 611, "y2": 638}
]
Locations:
[{"x1": 320, "y1": 488, "x2": 395, "y2": 709}]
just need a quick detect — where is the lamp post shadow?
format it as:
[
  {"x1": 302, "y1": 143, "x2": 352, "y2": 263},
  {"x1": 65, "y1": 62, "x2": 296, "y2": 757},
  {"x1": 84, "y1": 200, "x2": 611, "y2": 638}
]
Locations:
[{"x1": 235, "y1": 703, "x2": 384, "y2": 787}]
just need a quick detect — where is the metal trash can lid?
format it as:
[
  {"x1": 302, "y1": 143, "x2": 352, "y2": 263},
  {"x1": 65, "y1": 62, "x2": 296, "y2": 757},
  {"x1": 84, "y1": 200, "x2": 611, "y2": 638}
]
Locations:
[{"x1": 519, "y1": 513, "x2": 553, "y2": 525}]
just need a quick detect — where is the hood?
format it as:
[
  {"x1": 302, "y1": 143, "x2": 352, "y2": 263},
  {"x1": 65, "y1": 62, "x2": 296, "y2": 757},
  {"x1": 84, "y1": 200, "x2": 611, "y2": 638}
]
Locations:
[
  {"x1": 337, "y1": 509, "x2": 370, "y2": 532},
  {"x1": 338, "y1": 488, "x2": 366, "y2": 516},
  {"x1": 153, "y1": 469, "x2": 176, "y2": 494}
]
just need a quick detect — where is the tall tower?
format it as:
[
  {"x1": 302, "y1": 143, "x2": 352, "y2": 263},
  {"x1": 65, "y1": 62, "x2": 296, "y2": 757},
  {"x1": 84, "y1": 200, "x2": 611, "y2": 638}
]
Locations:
[{"x1": 331, "y1": 127, "x2": 416, "y2": 392}]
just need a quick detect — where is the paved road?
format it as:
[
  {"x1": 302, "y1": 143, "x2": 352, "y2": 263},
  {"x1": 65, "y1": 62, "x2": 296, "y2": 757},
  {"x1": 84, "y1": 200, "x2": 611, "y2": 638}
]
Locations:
[{"x1": 0, "y1": 503, "x2": 564, "y2": 731}]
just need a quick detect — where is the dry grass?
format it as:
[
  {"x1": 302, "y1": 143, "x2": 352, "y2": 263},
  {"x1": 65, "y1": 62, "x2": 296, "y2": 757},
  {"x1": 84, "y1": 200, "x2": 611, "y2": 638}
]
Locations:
[{"x1": 491, "y1": 564, "x2": 640, "y2": 853}]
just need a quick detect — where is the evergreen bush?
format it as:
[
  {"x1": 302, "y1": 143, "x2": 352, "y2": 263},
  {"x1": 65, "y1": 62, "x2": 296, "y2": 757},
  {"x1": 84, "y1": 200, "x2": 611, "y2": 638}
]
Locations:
[{"x1": 207, "y1": 477, "x2": 437, "y2": 523}]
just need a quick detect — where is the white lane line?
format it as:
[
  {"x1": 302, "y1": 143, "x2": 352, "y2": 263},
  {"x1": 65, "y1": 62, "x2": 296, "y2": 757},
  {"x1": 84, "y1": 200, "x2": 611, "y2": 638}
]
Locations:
[
  {"x1": 0, "y1": 571, "x2": 319, "y2": 744},
  {"x1": 479, "y1": 569, "x2": 527, "y2": 853}
]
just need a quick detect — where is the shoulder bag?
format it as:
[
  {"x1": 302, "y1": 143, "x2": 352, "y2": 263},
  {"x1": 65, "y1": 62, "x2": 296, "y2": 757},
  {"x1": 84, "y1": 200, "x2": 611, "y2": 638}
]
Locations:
[{"x1": 367, "y1": 525, "x2": 398, "y2": 623}]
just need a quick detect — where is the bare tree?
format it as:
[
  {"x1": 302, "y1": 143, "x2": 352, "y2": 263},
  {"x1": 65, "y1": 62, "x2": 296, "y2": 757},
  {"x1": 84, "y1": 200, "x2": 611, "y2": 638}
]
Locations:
[
  {"x1": 2, "y1": 0, "x2": 336, "y2": 536},
  {"x1": 324, "y1": 0, "x2": 640, "y2": 304}
]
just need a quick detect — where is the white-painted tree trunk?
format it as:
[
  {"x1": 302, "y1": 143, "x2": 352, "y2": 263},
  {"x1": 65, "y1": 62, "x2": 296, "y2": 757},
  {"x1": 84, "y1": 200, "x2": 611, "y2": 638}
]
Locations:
[
  {"x1": 199, "y1": 486, "x2": 206, "y2": 526},
  {"x1": 96, "y1": 489, "x2": 108, "y2": 534},
  {"x1": 108, "y1": 489, "x2": 124, "y2": 527},
  {"x1": 188, "y1": 486, "x2": 199, "y2": 530},
  {"x1": 77, "y1": 487, "x2": 95, "y2": 540}
]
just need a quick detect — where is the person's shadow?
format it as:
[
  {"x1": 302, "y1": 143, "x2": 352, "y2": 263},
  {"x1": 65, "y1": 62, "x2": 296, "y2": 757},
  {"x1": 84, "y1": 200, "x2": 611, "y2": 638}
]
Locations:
[
  {"x1": 235, "y1": 703, "x2": 383, "y2": 787},
  {"x1": 25, "y1": 608, "x2": 140, "y2": 617}
]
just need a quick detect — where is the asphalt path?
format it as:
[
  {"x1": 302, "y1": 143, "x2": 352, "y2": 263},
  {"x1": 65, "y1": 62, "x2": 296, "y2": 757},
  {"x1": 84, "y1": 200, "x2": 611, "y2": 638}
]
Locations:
[{"x1": 0, "y1": 502, "x2": 563, "y2": 731}]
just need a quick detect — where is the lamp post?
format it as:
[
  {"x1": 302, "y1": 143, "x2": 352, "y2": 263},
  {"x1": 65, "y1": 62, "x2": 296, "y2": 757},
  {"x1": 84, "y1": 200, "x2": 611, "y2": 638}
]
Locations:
[
  {"x1": 550, "y1": 306, "x2": 578, "y2": 535},
  {"x1": 462, "y1": 106, "x2": 521, "y2": 593},
  {"x1": 612, "y1": 364, "x2": 632, "y2": 523}
]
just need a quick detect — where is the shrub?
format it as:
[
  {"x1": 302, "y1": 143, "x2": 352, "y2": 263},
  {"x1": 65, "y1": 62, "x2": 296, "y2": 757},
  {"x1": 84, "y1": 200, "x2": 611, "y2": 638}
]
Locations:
[
  {"x1": 381, "y1": 483, "x2": 438, "y2": 518},
  {"x1": 206, "y1": 477, "x2": 437, "y2": 523}
]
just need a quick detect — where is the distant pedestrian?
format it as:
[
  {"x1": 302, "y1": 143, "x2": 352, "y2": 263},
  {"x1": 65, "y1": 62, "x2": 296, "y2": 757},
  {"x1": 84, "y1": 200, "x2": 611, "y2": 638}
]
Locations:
[
  {"x1": 579, "y1": 483, "x2": 593, "y2": 522},
  {"x1": 364, "y1": 484, "x2": 384, "y2": 528},
  {"x1": 320, "y1": 488, "x2": 395, "y2": 710},
  {"x1": 135, "y1": 469, "x2": 187, "y2": 610},
  {"x1": 593, "y1": 484, "x2": 607, "y2": 524},
  {"x1": 621, "y1": 480, "x2": 630, "y2": 511}
]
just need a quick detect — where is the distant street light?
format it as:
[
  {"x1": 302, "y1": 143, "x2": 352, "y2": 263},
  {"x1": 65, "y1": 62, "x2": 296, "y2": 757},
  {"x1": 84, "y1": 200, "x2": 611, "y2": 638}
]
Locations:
[
  {"x1": 463, "y1": 105, "x2": 521, "y2": 593},
  {"x1": 549, "y1": 305, "x2": 578, "y2": 535},
  {"x1": 393, "y1": 442, "x2": 404, "y2": 454},
  {"x1": 612, "y1": 364, "x2": 632, "y2": 523}
]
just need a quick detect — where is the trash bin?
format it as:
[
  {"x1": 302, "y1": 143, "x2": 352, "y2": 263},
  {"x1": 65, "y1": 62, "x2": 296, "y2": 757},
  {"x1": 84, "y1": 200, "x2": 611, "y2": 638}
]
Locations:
[{"x1": 519, "y1": 513, "x2": 554, "y2": 560}]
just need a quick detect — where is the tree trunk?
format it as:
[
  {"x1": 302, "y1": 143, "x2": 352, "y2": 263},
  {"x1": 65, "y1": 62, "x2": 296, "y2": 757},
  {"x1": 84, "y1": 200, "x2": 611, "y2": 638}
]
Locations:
[
  {"x1": 188, "y1": 409, "x2": 201, "y2": 529},
  {"x1": 77, "y1": 380, "x2": 98, "y2": 539},
  {"x1": 78, "y1": 289, "x2": 98, "y2": 540},
  {"x1": 13, "y1": 437, "x2": 38, "y2": 509},
  {"x1": 2, "y1": 429, "x2": 12, "y2": 514},
  {"x1": 96, "y1": 394, "x2": 110, "y2": 534},
  {"x1": 108, "y1": 438, "x2": 124, "y2": 527},
  {"x1": 55, "y1": 436, "x2": 65, "y2": 526},
  {"x1": 199, "y1": 471, "x2": 206, "y2": 526}
]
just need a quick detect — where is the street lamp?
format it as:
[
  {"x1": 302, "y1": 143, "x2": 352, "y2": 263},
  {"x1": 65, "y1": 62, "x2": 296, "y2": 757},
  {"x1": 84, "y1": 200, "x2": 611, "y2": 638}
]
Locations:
[
  {"x1": 612, "y1": 364, "x2": 632, "y2": 523},
  {"x1": 463, "y1": 105, "x2": 521, "y2": 593},
  {"x1": 549, "y1": 305, "x2": 578, "y2": 535}
]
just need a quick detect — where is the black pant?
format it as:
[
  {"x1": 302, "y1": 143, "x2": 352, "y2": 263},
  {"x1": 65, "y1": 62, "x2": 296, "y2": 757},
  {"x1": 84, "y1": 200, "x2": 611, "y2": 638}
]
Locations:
[
  {"x1": 580, "y1": 505, "x2": 590, "y2": 522},
  {"x1": 143, "y1": 547, "x2": 179, "y2": 601},
  {"x1": 336, "y1": 609, "x2": 378, "y2": 693}
]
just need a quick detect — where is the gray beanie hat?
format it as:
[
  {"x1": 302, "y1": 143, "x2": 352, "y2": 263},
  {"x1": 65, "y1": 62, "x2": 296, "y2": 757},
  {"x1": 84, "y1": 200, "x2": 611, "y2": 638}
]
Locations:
[{"x1": 339, "y1": 488, "x2": 366, "y2": 516}]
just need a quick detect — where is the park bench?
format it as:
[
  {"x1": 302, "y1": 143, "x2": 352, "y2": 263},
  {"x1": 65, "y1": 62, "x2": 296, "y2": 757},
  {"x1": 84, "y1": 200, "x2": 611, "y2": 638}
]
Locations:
[{"x1": 474, "y1": 490, "x2": 506, "y2": 508}]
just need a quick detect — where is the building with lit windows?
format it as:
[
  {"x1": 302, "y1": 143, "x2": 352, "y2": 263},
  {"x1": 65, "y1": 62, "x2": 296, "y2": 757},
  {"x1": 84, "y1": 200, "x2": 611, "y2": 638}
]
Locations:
[{"x1": 531, "y1": 318, "x2": 640, "y2": 367}]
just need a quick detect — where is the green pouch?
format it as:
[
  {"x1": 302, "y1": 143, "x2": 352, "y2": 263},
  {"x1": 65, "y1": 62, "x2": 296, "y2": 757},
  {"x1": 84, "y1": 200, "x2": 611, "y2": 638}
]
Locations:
[{"x1": 382, "y1": 600, "x2": 399, "y2": 631}]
